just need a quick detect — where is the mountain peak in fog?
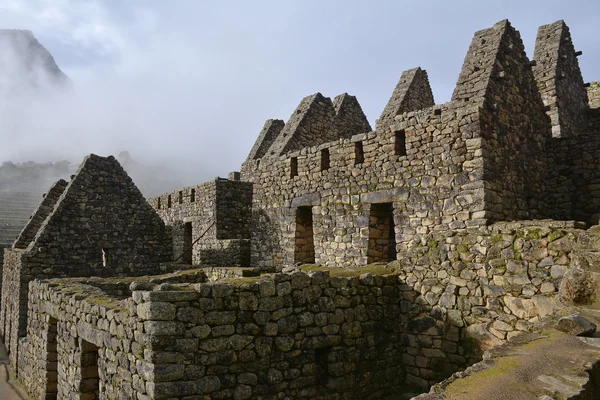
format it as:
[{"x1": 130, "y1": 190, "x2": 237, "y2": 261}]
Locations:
[{"x1": 0, "y1": 29, "x2": 70, "y2": 93}]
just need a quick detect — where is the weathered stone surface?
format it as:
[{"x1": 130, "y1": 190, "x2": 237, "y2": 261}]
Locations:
[
  {"x1": 555, "y1": 315, "x2": 597, "y2": 336},
  {"x1": 559, "y1": 268, "x2": 597, "y2": 305}
]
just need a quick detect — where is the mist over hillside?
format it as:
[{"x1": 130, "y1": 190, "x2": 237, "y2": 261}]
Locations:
[{"x1": 0, "y1": 29, "x2": 195, "y2": 198}]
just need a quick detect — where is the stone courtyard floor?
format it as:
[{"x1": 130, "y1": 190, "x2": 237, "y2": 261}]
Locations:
[{"x1": 0, "y1": 340, "x2": 23, "y2": 399}]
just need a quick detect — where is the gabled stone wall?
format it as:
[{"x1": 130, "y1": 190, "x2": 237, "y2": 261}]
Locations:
[
  {"x1": 150, "y1": 178, "x2": 253, "y2": 267},
  {"x1": 241, "y1": 100, "x2": 485, "y2": 268},
  {"x1": 0, "y1": 154, "x2": 172, "y2": 371}
]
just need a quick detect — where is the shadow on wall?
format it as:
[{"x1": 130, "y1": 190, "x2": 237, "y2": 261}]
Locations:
[{"x1": 251, "y1": 208, "x2": 285, "y2": 267}]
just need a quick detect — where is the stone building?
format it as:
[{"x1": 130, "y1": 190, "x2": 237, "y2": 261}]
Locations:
[{"x1": 3, "y1": 19, "x2": 600, "y2": 399}]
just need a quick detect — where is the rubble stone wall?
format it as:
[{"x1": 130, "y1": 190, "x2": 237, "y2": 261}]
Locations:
[
  {"x1": 19, "y1": 280, "x2": 146, "y2": 399},
  {"x1": 241, "y1": 101, "x2": 486, "y2": 268},
  {"x1": 150, "y1": 178, "x2": 253, "y2": 266},
  {"x1": 395, "y1": 220, "x2": 582, "y2": 354},
  {"x1": 15, "y1": 218, "x2": 584, "y2": 399},
  {"x1": 0, "y1": 154, "x2": 172, "y2": 370},
  {"x1": 533, "y1": 20, "x2": 589, "y2": 139},
  {"x1": 13, "y1": 178, "x2": 68, "y2": 249}
]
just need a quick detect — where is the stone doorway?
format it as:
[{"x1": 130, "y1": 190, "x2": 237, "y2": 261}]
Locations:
[
  {"x1": 79, "y1": 339, "x2": 100, "y2": 399},
  {"x1": 183, "y1": 222, "x2": 193, "y2": 264},
  {"x1": 368, "y1": 203, "x2": 397, "y2": 263},
  {"x1": 294, "y1": 206, "x2": 315, "y2": 264},
  {"x1": 46, "y1": 317, "x2": 58, "y2": 399}
]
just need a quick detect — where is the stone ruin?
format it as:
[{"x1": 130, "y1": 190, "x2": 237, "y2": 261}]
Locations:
[{"x1": 1, "y1": 19, "x2": 600, "y2": 399}]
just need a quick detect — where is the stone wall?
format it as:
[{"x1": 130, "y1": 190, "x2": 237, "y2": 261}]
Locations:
[
  {"x1": 19, "y1": 280, "x2": 146, "y2": 399},
  {"x1": 13, "y1": 178, "x2": 68, "y2": 249},
  {"x1": 19, "y1": 265, "x2": 467, "y2": 399},
  {"x1": 15, "y1": 218, "x2": 589, "y2": 399},
  {"x1": 533, "y1": 20, "x2": 588, "y2": 138},
  {"x1": 150, "y1": 178, "x2": 253, "y2": 266},
  {"x1": 395, "y1": 220, "x2": 582, "y2": 353},
  {"x1": 241, "y1": 99, "x2": 486, "y2": 268},
  {"x1": 0, "y1": 154, "x2": 172, "y2": 369},
  {"x1": 376, "y1": 67, "x2": 435, "y2": 132},
  {"x1": 453, "y1": 20, "x2": 551, "y2": 222}
]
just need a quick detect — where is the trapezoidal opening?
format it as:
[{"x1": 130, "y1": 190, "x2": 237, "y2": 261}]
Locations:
[
  {"x1": 183, "y1": 222, "x2": 193, "y2": 264},
  {"x1": 79, "y1": 339, "x2": 100, "y2": 399},
  {"x1": 294, "y1": 206, "x2": 315, "y2": 264},
  {"x1": 368, "y1": 203, "x2": 397, "y2": 263}
]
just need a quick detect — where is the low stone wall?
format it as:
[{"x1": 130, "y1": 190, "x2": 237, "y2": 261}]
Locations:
[
  {"x1": 130, "y1": 268, "x2": 413, "y2": 399},
  {"x1": 18, "y1": 267, "x2": 452, "y2": 399},
  {"x1": 19, "y1": 281, "x2": 142, "y2": 399}
]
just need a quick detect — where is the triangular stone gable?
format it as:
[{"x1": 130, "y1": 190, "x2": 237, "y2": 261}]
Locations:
[
  {"x1": 13, "y1": 178, "x2": 68, "y2": 249},
  {"x1": 376, "y1": 67, "x2": 434, "y2": 132},
  {"x1": 265, "y1": 93, "x2": 338, "y2": 157},
  {"x1": 463, "y1": 20, "x2": 551, "y2": 222},
  {"x1": 452, "y1": 21, "x2": 508, "y2": 104},
  {"x1": 333, "y1": 93, "x2": 372, "y2": 138},
  {"x1": 245, "y1": 119, "x2": 285, "y2": 163},
  {"x1": 452, "y1": 20, "x2": 548, "y2": 118},
  {"x1": 533, "y1": 20, "x2": 588, "y2": 137},
  {"x1": 25, "y1": 154, "x2": 170, "y2": 274}
]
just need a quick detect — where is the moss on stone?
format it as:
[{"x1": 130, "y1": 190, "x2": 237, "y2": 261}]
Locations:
[
  {"x1": 445, "y1": 357, "x2": 521, "y2": 397},
  {"x1": 300, "y1": 264, "x2": 399, "y2": 277}
]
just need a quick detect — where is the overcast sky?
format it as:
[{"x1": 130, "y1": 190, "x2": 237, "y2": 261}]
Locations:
[{"x1": 0, "y1": 1, "x2": 599, "y2": 186}]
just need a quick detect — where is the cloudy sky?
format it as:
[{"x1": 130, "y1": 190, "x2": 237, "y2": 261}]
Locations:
[{"x1": 0, "y1": 0, "x2": 599, "y2": 187}]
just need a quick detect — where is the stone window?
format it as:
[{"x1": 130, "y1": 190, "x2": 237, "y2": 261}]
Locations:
[
  {"x1": 178, "y1": 191, "x2": 183, "y2": 204},
  {"x1": 183, "y1": 222, "x2": 193, "y2": 264},
  {"x1": 157, "y1": 198, "x2": 161, "y2": 210},
  {"x1": 290, "y1": 157, "x2": 298, "y2": 178},
  {"x1": 368, "y1": 203, "x2": 397, "y2": 263},
  {"x1": 256, "y1": 159, "x2": 260, "y2": 169},
  {"x1": 167, "y1": 194, "x2": 172, "y2": 208},
  {"x1": 79, "y1": 340, "x2": 100, "y2": 398},
  {"x1": 190, "y1": 188, "x2": 196, "y2": 203},
  {"x1": 46, "y1": 317, "x2": 58, "y2": 400},
  {"x1": 320, "y1": 149, "x2": 330, "y2": 171},
  {"x1": 394, "y1": 130, "x2": 406, "y2": 156},
  {"x1": 354, "y1": 142, "x2": 364, "y2": 165},
  {"x1": 101, "y1": 248, "x2": 109, "y2": 267},
  {"x1": 294, "y1": 206, "x2": 315, "y2": 264}
]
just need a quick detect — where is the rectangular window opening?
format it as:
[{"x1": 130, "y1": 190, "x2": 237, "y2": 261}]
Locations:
[
  {"x1": 178, "y1": 191, "x2": 183, "y2": 204},
  {"x1": 183, "y1": 222, "x2": 193, "y2": 264},
  {"x1": 290, "y1": 157, "x2": 298, "y2": 178},
  {"x1": 79, "y1": 340, "x2": 100, "y2": 399},
  {"x1": 294, "y1": 206, "x2": 315, "y2": 264},
  {"x1": 368, "y1": 203, "x2": 397, "y2": 263},
  {"x1": 157, "y1": 198, "x2": 161, "y2": 210},
  {"x1": 320, "y1": 149, "x2": 330, "y2": 171},
  {"x1": 354, "y1": 142, "x2": 364, "y2": 165},
  {"x1": 101, "y1": 248, "x2": 109, "y2": 267},
  {"x1": 190, "y1": 188, "x2": 196, "y2": 203},
  {"x1": 167, "y1": 195, "x2": 172, "y2": 208},
  {"x1": 394, "y1": 130, "x2": 407, "y2": 157},
  {"x1": 256, "y1": 160, "x2": 261, "y2": 169},
  {"x1": 45, "y1": 317, "x2": 58, "y2": 400}
]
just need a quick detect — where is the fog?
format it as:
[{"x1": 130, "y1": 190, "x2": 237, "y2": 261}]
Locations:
[{"x1": 0, "y1": 1, "x2": 599, "y2": 197}]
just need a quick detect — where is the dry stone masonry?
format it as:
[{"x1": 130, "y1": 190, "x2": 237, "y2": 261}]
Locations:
[{"x1": 2, "y1": 18, "x2": 600, "y2": 399}]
